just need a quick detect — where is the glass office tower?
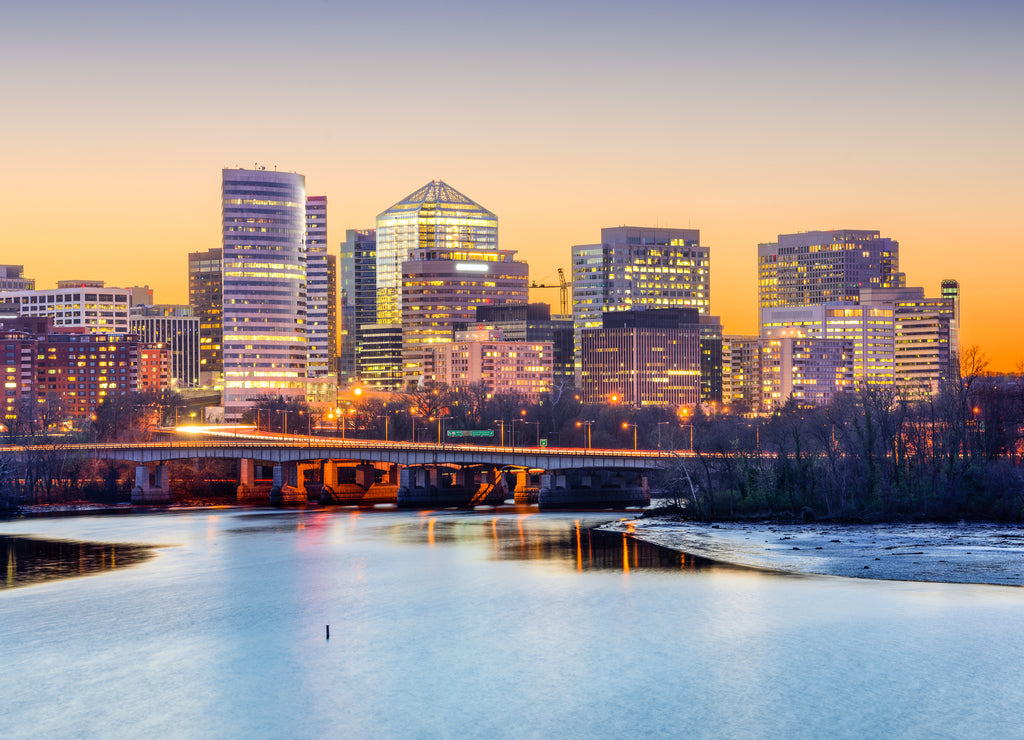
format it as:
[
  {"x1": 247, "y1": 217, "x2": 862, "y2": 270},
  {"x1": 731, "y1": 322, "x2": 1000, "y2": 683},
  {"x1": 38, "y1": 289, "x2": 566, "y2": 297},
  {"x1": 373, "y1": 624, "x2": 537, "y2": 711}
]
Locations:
[
  {"x1": 221, "y1": 168, "x2": 307, "y2": 420},
  {"x1": 375, "y1": 180, "x2": 498, "y2": 327}
]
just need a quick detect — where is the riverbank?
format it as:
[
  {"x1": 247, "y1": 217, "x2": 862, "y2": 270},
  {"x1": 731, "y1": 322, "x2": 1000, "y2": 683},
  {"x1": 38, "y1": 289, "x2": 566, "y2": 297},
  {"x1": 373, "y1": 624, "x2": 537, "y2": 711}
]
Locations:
[{"x1": 603, "y1": 517, "x2": 1024, "y2": 586}]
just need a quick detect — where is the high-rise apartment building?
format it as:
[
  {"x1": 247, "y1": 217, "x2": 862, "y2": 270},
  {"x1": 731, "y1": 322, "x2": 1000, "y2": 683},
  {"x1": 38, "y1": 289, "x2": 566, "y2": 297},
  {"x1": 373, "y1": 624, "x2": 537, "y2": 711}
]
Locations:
[
  {"x1": 757, "y1": 229, "x2": 905, "y2": 327},
  {"x1": 760, "y1": 336, "x2": 853, "y2": 409},
  {"x1": 401, "y1": 247, "x2": 528, "y2": 383},
  {"x1": 580, "y1": 308, "x2": 702, "y2": 407},
  {"x1": 130, "y1": 304, "x2": 201, "y2": 389},
  {"x1": 572, "y1": 226, "x2": 709, "y2": 382},
  {"x1": 188, "y1": 247, "x2": 223, "y2": 383},
  {"x1": 305, "y1": 196, "x2": 332, "y2": 378},
  {"x1": 340, "y1": 228, "x2": 377, "y2": 383},
  {"x1": 0, "y1": 285, "x2": 130, "y2": 333},
  {"x1": 941, "y1": 279, "x2": 961, "y2": 375},
  {"x1": 221, "y1": 168, "x2": 307, "y2": 420},
  {"x1": 375, "y1": 181, "x2": 498, "y2": 329}
]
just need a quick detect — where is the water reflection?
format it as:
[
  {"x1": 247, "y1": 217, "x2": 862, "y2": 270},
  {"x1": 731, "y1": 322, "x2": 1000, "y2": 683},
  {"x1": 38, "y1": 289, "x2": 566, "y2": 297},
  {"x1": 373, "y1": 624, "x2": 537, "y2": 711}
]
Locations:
[
  {"x1": 404, "y1": 514, "x2": 727, "y2": 572},
  {"x1": 2, "y1": 536, "x2": 156, "y2": 590}
]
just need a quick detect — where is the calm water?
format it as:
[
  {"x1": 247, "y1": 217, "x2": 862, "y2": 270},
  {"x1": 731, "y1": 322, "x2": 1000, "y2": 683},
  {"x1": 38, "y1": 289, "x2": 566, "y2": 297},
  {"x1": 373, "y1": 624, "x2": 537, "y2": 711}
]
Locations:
[{"x1": 1, "y1": 507, "x2": 1022, "y2": 739}]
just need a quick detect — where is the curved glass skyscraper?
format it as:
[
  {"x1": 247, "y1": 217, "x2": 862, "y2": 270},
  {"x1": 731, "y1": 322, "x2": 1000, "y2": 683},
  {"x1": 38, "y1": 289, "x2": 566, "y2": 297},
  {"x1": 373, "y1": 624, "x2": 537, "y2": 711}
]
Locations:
[{"x1": 221, "y1": 168, "x2": 307, "y2": 420}]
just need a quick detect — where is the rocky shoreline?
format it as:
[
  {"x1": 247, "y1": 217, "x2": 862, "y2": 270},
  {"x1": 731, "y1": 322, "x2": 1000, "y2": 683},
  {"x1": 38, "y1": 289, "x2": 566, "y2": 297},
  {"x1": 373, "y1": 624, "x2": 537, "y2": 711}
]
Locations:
[{"x1": 602, "y1": 517, "x2": 1024, "y2": 587}]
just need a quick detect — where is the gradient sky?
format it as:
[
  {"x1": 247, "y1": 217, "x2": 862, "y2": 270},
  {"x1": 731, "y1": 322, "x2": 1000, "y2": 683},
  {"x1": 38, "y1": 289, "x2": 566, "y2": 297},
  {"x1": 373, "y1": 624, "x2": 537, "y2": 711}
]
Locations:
[{"x1": 3, "y1": 0, "x2": 1022, "y2": 368}]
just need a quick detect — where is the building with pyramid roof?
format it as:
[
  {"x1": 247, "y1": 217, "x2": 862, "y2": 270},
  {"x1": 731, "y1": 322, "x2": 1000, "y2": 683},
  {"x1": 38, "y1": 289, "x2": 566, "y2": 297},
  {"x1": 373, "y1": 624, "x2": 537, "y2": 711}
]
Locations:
[{"x1": 375, "y1": 181, "x2": 498, "y2": 328}]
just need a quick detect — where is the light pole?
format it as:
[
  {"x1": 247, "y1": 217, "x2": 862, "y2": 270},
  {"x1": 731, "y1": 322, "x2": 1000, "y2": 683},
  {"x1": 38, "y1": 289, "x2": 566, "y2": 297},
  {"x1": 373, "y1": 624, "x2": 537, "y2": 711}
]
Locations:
[
  {"x1": 622, "y1": 422, "x2": 638, "y2": 450},
  {"x1": 681, "y1": 423, "x2": 694, "y2": 451},
  {"x1": 437, "y1": 414, "x2": 449, "y2": 446},
  {"x1": 376, "y1": 415, "x2": 389, "y2": 442},
  {"x1": 524, "y1": 420, "x2": 540, "y2": 447},
  {"x1": 575, "y1": 420, "x2": 594, "y2": 449},
  {"x1": 656, "y1": 421, "x2": 670, "y2": 450},
  {"x1": 493, "y1": 419, "x2": 506, "y2": 447}
]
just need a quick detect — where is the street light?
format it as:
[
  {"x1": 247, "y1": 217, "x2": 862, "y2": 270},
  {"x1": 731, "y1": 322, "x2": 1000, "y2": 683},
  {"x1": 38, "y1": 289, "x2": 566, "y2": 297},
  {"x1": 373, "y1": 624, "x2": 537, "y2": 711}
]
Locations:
[
  {"x1": 622, "y1": 422, "x2": 638, "y2": 450},
  {"x1": 680, "y1": 423, "x2": 694, "y2": 451},
  {"x1": 524, "y1": 420, "x2": 540, "y2": 447},
  {"x1": 493, "y1": 419, "x2": 506, "y2": 447},
  {"x1": 575, "y1": 420, "x2": 594, "y2": 449},
  {"x1": 656, "y1": 421, "x2": 671, "y2": 450},
  {"x1": 376, "y1": 414, "x2": 390, "y2": 442}
]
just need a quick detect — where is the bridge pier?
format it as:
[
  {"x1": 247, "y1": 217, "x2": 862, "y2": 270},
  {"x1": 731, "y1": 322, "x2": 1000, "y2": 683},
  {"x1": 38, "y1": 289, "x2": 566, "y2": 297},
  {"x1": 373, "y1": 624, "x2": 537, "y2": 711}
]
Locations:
[
  {"x1": 397, "y1": 464, "x2": 483, "y2": 508},
  {"x1": 269, "y1": 463, "x2": 306, "y2": 506},
  {"x1": 538, "y1": 469, "x2": 649, "y2": 510},
  {"x1": 131, "y1": 464, "x2": 172, "y2": 505},
  {"x1": 236, "y1": 458, "x2": 263, "y2": 503}
]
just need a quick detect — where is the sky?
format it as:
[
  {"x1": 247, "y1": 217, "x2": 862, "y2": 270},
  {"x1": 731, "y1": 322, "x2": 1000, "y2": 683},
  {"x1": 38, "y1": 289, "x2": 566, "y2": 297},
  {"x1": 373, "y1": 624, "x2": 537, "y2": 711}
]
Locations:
[{"x1": 2, "y1": 0, "x2": 1022, "y2": 368}]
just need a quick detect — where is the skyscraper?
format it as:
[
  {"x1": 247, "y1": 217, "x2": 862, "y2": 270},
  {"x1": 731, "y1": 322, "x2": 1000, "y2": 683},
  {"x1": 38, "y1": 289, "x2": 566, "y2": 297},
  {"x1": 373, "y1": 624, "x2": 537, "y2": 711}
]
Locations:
[
  {"x1": 188, "y1": 247, "x2": 223, "y2": 384},
  {"x1": 572, "y1": 226, "x2": 710, "y2": 382},
  {"x1": 340, "y1": 228, "x2": 377, "y2": 383},
  {"x1": 375, "y1": 181, "x2": 498, "y2": 328},
  {"x1": 221, "y1": 168, "x2": 307, "y2": 420},
  {"x1": 757, "y1": 229, "x2": 905, "y2": 326},
  {"x1": 305, "y1": 196, "x2": 331, "y2": 378}
]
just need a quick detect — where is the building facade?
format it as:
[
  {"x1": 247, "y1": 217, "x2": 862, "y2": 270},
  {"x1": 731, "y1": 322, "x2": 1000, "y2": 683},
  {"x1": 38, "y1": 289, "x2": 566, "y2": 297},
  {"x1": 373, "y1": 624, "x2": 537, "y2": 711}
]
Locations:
[
  {"x1": 723, "y1": 335, "x2": 761, "y2": 412},
  {"x1": 0, "y1": 265, "x2": 35, "y2": 292},
  {"x1": 424, "y1": 328, "x2": 552, "y2": 402},
  {"x1": 375, "y1": 180, "x2": 498, "y2": 332},
  {"x1": 221, "y1": 168, "x2": 307, "y2": 420},
  {"x1": 580, "y1": 309, "x2": 701, "y2": 407},
  {"x1": 340, "y1": 228, "x2": 378, "y2": 383},
  {"x1": 305, "y1": 196, "x2": 332, "y2": 378},
  {"x1": 757, "y1": 229, "x2": 904, "y2": 326},
  {"x1": 130, "y1": 304, "x2": 201, "y2": 389},
  {"x1": 188, "y1": 247, "x2": 223, "y2": 383},
  {"x1": 761, "y1": 304, "x2": 896, "y2": 389},
  {"x1": 401, "y1": 247, "x2": 528, "y2": 384},
  {"x1": 470, "y1": 303, "x2": 575, "y2": 390},
  {"x1": 0, "y1": 285, "x2": 130, "y2": 333},
  {"x1": 760, "y1": 336, "x2": 853, "y2": 409},
  {"x1": 572, "y1": 226, "x2": 710, "y2": 381}
]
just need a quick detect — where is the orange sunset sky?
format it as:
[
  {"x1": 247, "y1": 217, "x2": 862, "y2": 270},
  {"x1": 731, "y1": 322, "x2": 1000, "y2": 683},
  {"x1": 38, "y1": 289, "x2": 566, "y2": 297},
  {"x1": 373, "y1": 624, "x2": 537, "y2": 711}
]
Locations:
[{"x1": 2, "y1": 1, "x2": 1022, "y2": 369}]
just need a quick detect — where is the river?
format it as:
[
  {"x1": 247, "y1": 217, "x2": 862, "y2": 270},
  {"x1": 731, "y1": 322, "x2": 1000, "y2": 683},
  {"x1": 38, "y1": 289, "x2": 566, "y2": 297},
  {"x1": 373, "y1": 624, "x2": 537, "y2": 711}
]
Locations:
[{"x1": 2, "y1": 507, "x2": 1022, "y2": 738}]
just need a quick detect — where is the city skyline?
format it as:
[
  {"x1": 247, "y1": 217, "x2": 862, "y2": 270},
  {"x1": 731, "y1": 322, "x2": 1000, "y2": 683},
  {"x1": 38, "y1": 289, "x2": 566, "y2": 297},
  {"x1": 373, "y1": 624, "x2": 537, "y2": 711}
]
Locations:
[{"x1": 2, "y1": 0, "x2": 1022, "y2": 369}]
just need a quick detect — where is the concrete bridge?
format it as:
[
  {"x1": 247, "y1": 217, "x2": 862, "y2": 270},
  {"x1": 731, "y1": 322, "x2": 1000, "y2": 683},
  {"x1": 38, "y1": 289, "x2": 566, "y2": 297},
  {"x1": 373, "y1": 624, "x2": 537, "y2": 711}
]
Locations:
[{"x1": 5, "y1": 434, "x2": 685, "y2": 510}]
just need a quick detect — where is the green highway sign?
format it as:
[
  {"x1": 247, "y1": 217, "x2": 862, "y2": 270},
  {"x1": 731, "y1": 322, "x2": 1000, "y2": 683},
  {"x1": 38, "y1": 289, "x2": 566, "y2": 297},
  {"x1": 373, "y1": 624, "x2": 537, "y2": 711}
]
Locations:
[{"x1": 447, "y1": 429, "x2": 495, "y2": 438}]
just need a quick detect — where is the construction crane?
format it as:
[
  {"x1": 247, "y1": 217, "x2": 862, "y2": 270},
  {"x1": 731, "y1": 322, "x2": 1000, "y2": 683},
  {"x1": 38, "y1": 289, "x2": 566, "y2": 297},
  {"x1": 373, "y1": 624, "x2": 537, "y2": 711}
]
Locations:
[{"x1": 529, "y1": 268, "x2": 571, "y2": 316}]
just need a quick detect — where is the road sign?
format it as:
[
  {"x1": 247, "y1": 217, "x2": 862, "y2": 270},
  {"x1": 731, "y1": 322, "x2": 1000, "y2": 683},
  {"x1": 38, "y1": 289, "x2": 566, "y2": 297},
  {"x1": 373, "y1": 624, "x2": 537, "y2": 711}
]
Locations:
[
  {"x1": 540, "y1": 439, "x2": 548, "y2": 447},
  {"x1": 447, "y1": 429, "x2": 495, "y2": 438}
]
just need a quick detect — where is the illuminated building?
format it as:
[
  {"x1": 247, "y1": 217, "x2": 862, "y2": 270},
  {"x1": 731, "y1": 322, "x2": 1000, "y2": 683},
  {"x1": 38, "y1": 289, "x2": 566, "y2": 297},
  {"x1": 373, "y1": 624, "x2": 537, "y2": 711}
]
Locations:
[
  {"x1": 423, "y1": 328, "x2": 552, "y2": 401},
  {"x1": 466, "y1": 303, "x2": 574, "y2": 389},
  {"x1": 358, "y1": 323, "x2": 402, "y2": 390},
  {"x1": 760, "y1": 336, "x2": 853, "y2": 409},
  {"x1": 34, "y1": 333, "x2": 147, "y2": 420},
  {"x1": 305, "y1": 196, "x2": 334, "y2": 378},
  {"x1": 0, "y1": 329, "x2": 37, "y2": 425},
  {"x1": 188, "y1": 247, "x2": 223, "y2": 384},
  {"x1": 221, "y1": 168, "x2": 307, "y2": 420},
  {"x1": 699, "y1": 315, "x2": 724, "y2": 404},
  {"x1": 130, "y1": 304, "x2": 200, "y2": 389},
  {"x1": 340, "y1": 228, "x2": 376, "y2": 382},
  {"x1": 723, "y1": 335, "x2": 761, "y2": 412},
  {"x1": 572, "y1": 226, "x2": 710, "y2": 382},
  {"x1": 941, "y1": 279, "x2": 960, "y2": 374},
  {"x1": 580, "y1": 308, "x2": 701, "y2": 407},
  {"x1": 401, "y1": 247, "x2": 528, "y2": 383},
  {"x1": 860, "y1": 285, "x2": 956, "y2": 395},
  {"x1": 137, "y1": 343, "x2": 171, "y2": 392},
  {"x1": 761, "y1": 304, "x2": 895, "y2": 389},
  {"x1": 375, "y1": 180, "x2": 498, "y2": 329},
  {"x1": 0, "y1": 265, "x2": 35, "y2": 292},
  {"x1": 0, "y1": 285, "x2": 130, "y2": 333},
  {"x1": 757, "y1": 229, "x2": 905, "y2": 329}
]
